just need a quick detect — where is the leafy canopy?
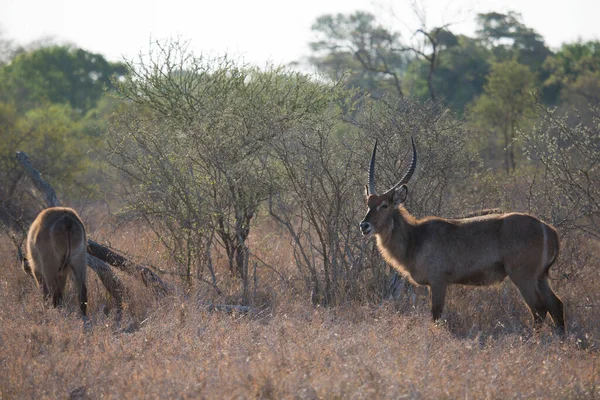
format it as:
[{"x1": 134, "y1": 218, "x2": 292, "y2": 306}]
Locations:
[{"x1": 0, "y1": 45, "x2": 127, "y2": 113}]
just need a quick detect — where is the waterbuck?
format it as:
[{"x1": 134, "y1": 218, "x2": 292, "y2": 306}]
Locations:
[
  {"x1": 359, "y1": 138, "x2": 565, "y2": 333},
  {"x1": 25, "y1": 207, "x2": 88, "y2": 316}
]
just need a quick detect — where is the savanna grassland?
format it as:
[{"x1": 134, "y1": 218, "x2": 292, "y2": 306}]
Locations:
[
  {"x1": 2, "y1": 15, "x2": 600, "y2": 399},
  {"x1": 1, "y1": 216, "x2": 598, "y2": 400}
]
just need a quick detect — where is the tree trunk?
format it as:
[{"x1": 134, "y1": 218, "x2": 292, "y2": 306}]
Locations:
[{"x1": 503, "y1": 124, "x2": 510, "y2": 174}]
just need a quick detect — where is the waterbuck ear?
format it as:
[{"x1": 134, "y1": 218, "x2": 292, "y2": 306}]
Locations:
[
  {"x1": 364, "y1": 185, "x2": 369, "y2": 199},
  {"x1": 393, "y1": 185, "x2": 408, "y2": 205}
]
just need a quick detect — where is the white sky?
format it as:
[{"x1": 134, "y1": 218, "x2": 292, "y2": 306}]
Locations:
[{"x1": 1, "y1": 0, "x2": 599, "y2": 67}]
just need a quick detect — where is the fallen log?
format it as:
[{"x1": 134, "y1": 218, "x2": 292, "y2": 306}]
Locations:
[{"x1": 87, "y1": 239, "x2": 171, "y2": 295}]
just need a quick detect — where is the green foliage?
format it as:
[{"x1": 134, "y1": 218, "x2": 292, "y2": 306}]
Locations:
[
  {"x1": 434, "y1": 36, "x2": 491, "y2": 112},
  {"x1": 0, "y1": 42, "x2": 126, "y2": 208},
  {"x1": 476, "y1": 11, "x2": 551, "y2": 70},
  {"x1": 469, "y1": 60, "x2": 537, "y2": 173},
  {"x1": 542, "y1": 40, "x2": 600, "y2": 106},
  {"x1": 0, "y1": 102, "x2": 96, "y2": 210},
  {"x1": 305, "y1": 9, "x2": 563, "y2": 119},
  {"x1": 478, "y1": 60, "x2": 536, "y2": 114},
  {"x1": 405, "y1": 35, "x2": 491, "y2": 113},
  {"x1": 79, "y1": 95, "x2": 124, "y2": 138},
  {"x1": 304, "y1": 8, "x2": 600, "y2": 132},
  {"x1": 0, "y1": 45, "x2": 127, "y2": 113}
]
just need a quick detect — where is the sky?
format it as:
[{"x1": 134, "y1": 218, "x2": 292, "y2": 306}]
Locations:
[{"x1": 1, "y1": 0, "x2": 599, "y2": 68}]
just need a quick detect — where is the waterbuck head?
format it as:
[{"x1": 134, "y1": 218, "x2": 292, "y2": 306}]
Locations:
[{"x1": 359, "y1": 137, "x2": 417, "y2": 236}]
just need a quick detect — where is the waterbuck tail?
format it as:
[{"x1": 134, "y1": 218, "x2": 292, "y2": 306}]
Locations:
[
  {"x1": 61, "y1": 215, "x2": 74, "y2": 272},
  {"x1": 544, "y1": 225, "x2": 560, "y2": 276}
]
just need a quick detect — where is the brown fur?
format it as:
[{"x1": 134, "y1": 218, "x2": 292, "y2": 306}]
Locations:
[
  {"x1": 25, "y1": 207, "x2": 88, "y2": 316},
  {"x1": 361, "y1": 190, "x2": 565, "y2": 334}
]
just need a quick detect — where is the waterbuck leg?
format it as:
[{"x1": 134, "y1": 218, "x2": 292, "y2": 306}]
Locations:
[
  {"x1": 36, "y1": 273, "x2": 54, "y2": 307},
  {"x1": 69, "y1": 248, "x2": 89, "y2": 317},
  {"x1": 79, "y1": 283, "x2": 88, "y2": 317},
  {"x1": 52, "y1": 286, "x2": 63, "y2": 308},
  {"x1": 72, "y1": 265, "x2": 88, "y2": 317},
  {"x1": 36, "y1": 273, "x2": 50, "y2": 302},
  {"x1": 430, "y1": 283, "x2": 447, "y2": 321},
  {"x1": 514, "y1": 281, "x2": 547, "y2": 330},
  {"x1": 42, "y1": 283, "x2": 50, "y2": 302},
  {"x1": 53, "y1": 272, "x2": 69, "y2": 309},
  {"x1": 538, "y1": 277, "x2": 565, "y2": 334}
]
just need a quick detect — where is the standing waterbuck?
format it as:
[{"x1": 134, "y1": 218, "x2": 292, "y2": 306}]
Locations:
[
  {"x1": 25, "y1": 207, "x2": 88, "y2": 316},
  {"x1": 359, "y1": 138, "x2": 565, "y2": 333}
]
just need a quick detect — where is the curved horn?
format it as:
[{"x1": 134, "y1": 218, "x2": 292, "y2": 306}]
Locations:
[
  {"x1": 367, "y1": 139, "x2": 378, "y2": 195},
  {"x1": 384, "y1": 136, "x2": 417, "y2": 195}
]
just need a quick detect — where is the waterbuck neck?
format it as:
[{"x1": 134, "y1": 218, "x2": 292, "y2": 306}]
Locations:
[{"x1": 375, "y1": 206, "x2": 416, "y2": 269}]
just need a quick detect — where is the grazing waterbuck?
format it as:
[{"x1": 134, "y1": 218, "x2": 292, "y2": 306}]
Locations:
[
  {"x1": 359, "y1": 138, "x2": 565, "y2": 333},
  {"x1": 25, "y1": 207, "x2": 88, "y2": 316}
]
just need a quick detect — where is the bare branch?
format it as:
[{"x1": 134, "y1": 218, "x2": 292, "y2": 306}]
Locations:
[{"x1": 15, "y1": 151, "x2": 61, "y2": 207}]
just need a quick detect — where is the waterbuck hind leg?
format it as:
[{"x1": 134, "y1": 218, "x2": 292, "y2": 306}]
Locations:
[
  {"x1": 70, "y1": 255, "x2": 88, "y2": 317},
  {"x1": 79, "y1": 283, "x2": 88, "y2": 317},
  {"x1": 52, "y1": 286, "x2": 64, "y2": 308},
  {"x1": 430, "y1": 283, "x2": 447, "y2": 321},
  {"x1": 514, "y1": 280, "x2": 547, "y2": 330},
  {"x1": 53, "y1": 271, "x2": 70, "y2": 309},
  {"x1": 76, "y1": 272, "x2": 88, "y2": 317},
  {"x1": 42, "y1": 284, "x2": 50, "y2": 303},
  {"x1": 538, "y1": 277, "x2": 565, "y2": 334},
  {"x1": 35, "y1": 272, "x2": 51, "y2": 302}
]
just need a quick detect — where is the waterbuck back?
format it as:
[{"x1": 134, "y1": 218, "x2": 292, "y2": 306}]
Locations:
[{"x1": 26, "y1": 207, "x2": 88, "y2": 316}]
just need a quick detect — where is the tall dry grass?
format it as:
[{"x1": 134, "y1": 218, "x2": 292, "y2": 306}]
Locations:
[{"x1": 1, "y1": 213, "x2": 598, "y2": 399}]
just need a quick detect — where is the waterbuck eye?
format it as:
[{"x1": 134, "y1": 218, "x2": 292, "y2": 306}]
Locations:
[{"x1": 380, "y1": 204, "x2": 388, "y2": 210}]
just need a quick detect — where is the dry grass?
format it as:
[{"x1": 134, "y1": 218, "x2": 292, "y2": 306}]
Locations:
[{"x1": 1, "y1": 218, "x2": 599, "y2": 399}]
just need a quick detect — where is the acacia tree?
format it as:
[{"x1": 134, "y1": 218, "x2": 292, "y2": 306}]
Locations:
[
  {"x1": 522, "y1": 103, "x2": 600, "y2": 239},
  {"x1": 267, "y1": 112, "x2": 366, "y2": 305},
  {"x1": 515, "y1": 102, "x2": 600, "y2": 307},
  {"x1": 107, "y1": 40, "x2": 339, "y2": 299}
]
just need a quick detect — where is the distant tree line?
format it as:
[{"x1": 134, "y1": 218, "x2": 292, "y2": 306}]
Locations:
[
  {"x1": 307, "y1": 10, "x2": 600, "y2": 173},
  {"x1": 308, "y1": 11, "x2": 599, "y2": 110}
]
